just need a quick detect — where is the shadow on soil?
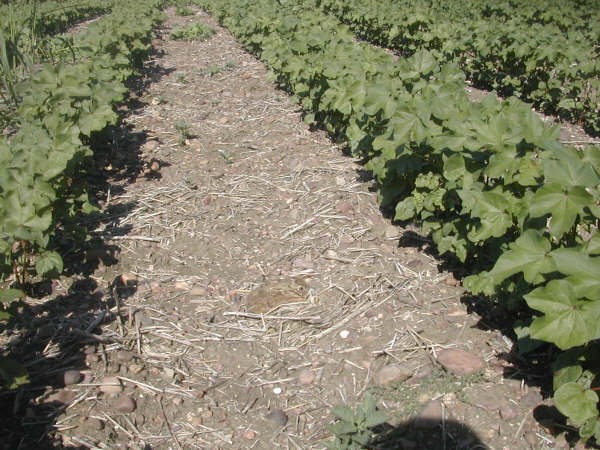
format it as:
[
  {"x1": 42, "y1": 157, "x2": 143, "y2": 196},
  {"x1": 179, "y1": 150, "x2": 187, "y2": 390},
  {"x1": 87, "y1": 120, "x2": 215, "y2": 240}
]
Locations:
[
  {"x1": 0, "y1": 52, "x2": 172, "y2": 449},
  {"x1": 369, "y1": 418, "x2": 488, "y2": 449}
]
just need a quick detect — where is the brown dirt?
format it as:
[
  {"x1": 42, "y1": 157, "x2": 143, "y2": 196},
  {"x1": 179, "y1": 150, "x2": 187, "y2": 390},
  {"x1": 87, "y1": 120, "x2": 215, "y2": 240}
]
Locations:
[{"x1": 1, "y1": 7, "x2": 587, "y2": 450}]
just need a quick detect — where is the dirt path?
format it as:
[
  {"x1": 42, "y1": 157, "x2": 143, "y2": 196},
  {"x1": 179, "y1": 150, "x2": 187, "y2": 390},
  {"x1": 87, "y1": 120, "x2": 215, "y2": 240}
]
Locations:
[{"x1": 7, "y1": 8, "x2": 578, "y2": 450}]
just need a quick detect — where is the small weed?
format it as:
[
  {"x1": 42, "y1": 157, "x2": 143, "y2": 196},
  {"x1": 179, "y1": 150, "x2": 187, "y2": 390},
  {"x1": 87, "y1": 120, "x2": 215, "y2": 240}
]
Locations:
[
  {"x1": 174, "y1": 120, "x2": 191, "y2": 145},
  {"x1": 217, "y1": 149, "x2": 233, "y2": 164},
  {"x1": 325, "y1": 394, "x2": 388, "y2": 450},
  {"x1": 199, "y1": 60, "x2": 236, "y2": 77},
  {"x1": 175, "y1": 5, "x2": 194, "y2": 16},
  {"x1": 175, "y1": 71, "x2": 187, "y2": 83},
  {"x1": 170, "y1": 22, "x2": 214, "y2": 41}
]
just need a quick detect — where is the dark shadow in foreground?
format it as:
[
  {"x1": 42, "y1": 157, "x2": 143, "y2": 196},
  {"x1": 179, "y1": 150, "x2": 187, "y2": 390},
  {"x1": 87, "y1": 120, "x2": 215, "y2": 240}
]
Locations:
[{"x1": 369, "y1": 418, "x2": 489, "y2": 450}]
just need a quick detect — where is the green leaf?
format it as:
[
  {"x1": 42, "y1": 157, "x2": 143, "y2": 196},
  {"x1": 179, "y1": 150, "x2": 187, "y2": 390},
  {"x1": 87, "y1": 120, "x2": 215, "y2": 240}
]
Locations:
[
  {"x1": 0, "y1": 356, "x2": 29, "y2": 389},
  {"x1": 543, "y1": 147, "x2": 600, "y2": 187},
  {"x1": 482, "y1": 230, "x2": 555, "y2": 285},
  {"x1": 364, "y1": 410, "x2": 388, "y2": 428},
  {"x1": 526, "y1": 279, "x2": 600, "y2": 349},
  {"x1": 459, "y1": 188, "x2": 515, "y2": 241},
  {"x1": 529, "y1": 184, "x2": 593, "y2": 238},
  {"x1": 331, "y1": 406, "x2": 355, "y2": 424},
  {"x1": 554, "y1": 382, "x2": 599, "y2": 426},
  {"x1": 35, "y1": 251, "x2": 64, "y2": 278},
  {"x1": 0, "y1": 288, "x2": 24, "y2": 304}
]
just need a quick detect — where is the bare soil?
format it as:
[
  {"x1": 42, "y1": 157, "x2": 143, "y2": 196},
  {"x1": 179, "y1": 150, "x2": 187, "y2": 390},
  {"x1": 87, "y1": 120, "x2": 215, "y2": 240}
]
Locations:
[{"x1": 2, "y1": 7, "x2": 591, "y2": 450}]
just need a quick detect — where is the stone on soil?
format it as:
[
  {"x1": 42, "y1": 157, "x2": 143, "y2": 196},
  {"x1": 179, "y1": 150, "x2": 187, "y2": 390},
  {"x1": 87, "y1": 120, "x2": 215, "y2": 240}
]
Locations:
[
  {"x1": 374, "y1": 364, "x2": 412, "y2": 386},
  {"x1": 43, "y1": 389, "x2": 77, "y2": 405},
  {"x1": 113, "y1": 394, "x2": 136, "y2": 413},
  {"x1": 265, "y1": 409, "x2": 288, "y2": 426},
  {"x1": 298, "y1": 369, "x2": 316, "y2": 385},
  {"x1": 414, "y1": 400, "x2": 443, "y2": 428},
  {"x1": 499, "y1": 403, "x2": 518, "y2": 420},
  {"x1": 463, "y1": 386, "x2": 502, "y2": 411},
  {"x1": 63, "y1": 370, "x2": 82, "y2": 386},
  {"x1": 99, "y1": 376, "x2": 123, "y2": 394},
  {"x1": 436, "y1": 348, "x2": 484, "y2": 375}
]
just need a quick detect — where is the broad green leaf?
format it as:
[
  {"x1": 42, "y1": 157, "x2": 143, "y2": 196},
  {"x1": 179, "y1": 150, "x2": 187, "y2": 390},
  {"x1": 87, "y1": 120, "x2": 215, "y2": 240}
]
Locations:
[
  {"x1": 529, "y1": 184, "x2": 593, "y2": 238},
  {"x1": 551, "y1": 248, "x2": 600, "y2": 280},
  {"x1": 443, "y1": 154, "x2": 465, "y2": 181},
  {"x1": 554, "y1": 382, "x2": 599, "y2": 425},
  {"x1": 482, "y1": 230, "x2": 555, "y2": 285},
  {"x1": 35, "y1": 251, "x2": 64, "y2": 278},
  {"x1": 553, "y1": 365, "x2": 583, "y2": 391},
  {"x1": 459, "y1": 188, "x2": 515, "y2": 241},
  {"x1": 526, "y1": 279, "x2": 600, "y2": 349},
  {"x1": 0, "y1": 288, "x2": 24, "y2": 304},
  {"x1": 331, "y1": 406, "x2": 355, "y2": 424},
  {"x1": 395, "y1": 197, "x2": 416, "y2": 221},
  {"x1": 543, "y1": 147, "x2": 600, "y2": 187}
]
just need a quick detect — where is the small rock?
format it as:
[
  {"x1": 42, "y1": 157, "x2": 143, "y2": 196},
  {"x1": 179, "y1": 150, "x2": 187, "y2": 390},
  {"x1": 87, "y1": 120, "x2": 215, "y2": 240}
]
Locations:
[
  {"x1": 336, "y1": 201, "x2": 353, "y2": 215},
  {"x1": 43, "y1": 389, "x2": 77, "y2": 405},
  {"x1": 128, "y1": 364, "x2": 145, "y2": 375},
  {"x1": 85, "y1": 417, "x2": 105, "y2": 430},
  {"x1": 437, "y1": 348, "x2": 484, "y2": 376},
  {"x1": 116, "y1": 350, "x2": 134, "y2": 363},
  {"x1": 162, "y1": 367, "x2": 175, "y2": 381},
  {"x1": 201, "y1": 409, "x2": 213, "y2": 419},
  {"x1": 190, "y1": 415, "x2": 203, "y2": 426},
  {"x1": 150, "y1": 161, "x2": 160, "y2": 172},
  {"x1": 374, "y1": 364, "x2": 412, "y2": 386},
  {"x1": 384, "y1": 225, "x2": 398, "y2": 239},
  {"x1": 323, "y1": 249, "x2": 338, "y2": 260},
  {"x1": 190, "y1": 286, "x2": 207, "y2": 296},
  {"x1": 500, "y1": 403, "x2": 518, "y2": 420},
  {"x1": 99, "y1": 376, "x2": 123, "y2": 394},
  {"x1": 63, "y1": 370, "x2": 82, "y2": 386},
  {"x1": 113, "y1": 394, "x2": 136, "y2": 413},
  {"x1": 143, "y1": 140, "x2": 159, "y2": 152},
  {"x1": 149, "y1": 281, "x2": 162, "y2": 293},
  {"x1": 84, "y1": 345, "x2": 96, "y2": 355},
  {"x1": 120, "y1": 273, "x2": 138, "y2": 285},
  {"x1": 272, "y1": 387, "x2": 283, "y2": 395},
  {"x1": 335, "y1": 176, "x2": 345, "y2": 186},
  {"x1": 520, "y1": 390, "x2": 543, "y2": 408},
  {"x1": 463, "y1": 386, "x2": 502, "y2": 411},
  {"x1": 174, "y1": 280, "x2": 191, "y2": 291},
  {"x1": 242, "y1": 430, "x2": 257, "y2": 440},
  {"x1": 339, "y1": 330, "x2": 350, "y2": 339},
  {"x1": 414, "y1": 400, "x2": 443, "y2": 428},
  {"x1": 265, "y1": 409, "x2": 288, "y2": 427},
  {"x1": 298, "y1": 369, "x2": 316, "y2": 385},
  {"x1": 445, "y1": 275, "x2": 459, "y2": 286}
]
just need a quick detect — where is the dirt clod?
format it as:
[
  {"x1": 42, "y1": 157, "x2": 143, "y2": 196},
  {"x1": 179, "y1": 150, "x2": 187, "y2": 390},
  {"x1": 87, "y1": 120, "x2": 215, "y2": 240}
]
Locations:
[
  {"x1": 374, "y1": 364, "x2": 412, "y2": 386},
  {"x1": 436, "y1": 348, "x2": 485, "y2": 375},
  {"x1": 265, "y1": 409, "x2": 288, "y2": 427},
  {"x1": 113, "y1": 394, "x2": 137, "y2": 413},
  {"x1": 62, "y1": 370, "x2": 82, "y2": 386}
]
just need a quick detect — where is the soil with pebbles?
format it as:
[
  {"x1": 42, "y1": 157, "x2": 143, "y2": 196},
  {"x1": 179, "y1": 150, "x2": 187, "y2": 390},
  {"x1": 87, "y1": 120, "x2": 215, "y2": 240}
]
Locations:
[{"x1": 1, "y1": 7, "x2": 592, "y2": 450}]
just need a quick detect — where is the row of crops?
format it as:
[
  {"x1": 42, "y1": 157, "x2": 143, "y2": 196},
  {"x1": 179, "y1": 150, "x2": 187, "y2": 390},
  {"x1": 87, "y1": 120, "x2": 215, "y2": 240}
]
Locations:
[
  {"x1": 189, "y1": 0, "x2": 600, "y2": 443},
  {"x1": 0, "y1": 0, "x2": 163, "y2": 384},
  {"x1": 317, "y1": 0, "x2": 600, "y2": 136}
]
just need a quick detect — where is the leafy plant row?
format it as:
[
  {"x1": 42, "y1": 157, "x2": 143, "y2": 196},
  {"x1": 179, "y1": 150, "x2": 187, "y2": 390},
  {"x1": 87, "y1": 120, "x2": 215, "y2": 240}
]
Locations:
[
  {"x1": 0, "y1": 0, "x2": 164, "y2": 386},
  {"x1": 0, "y1": 0, "x2": 115, "y2": 120},
  {"x1": 192, "y1": 0, "x2": 600, "y2": 442},
  {"x1": 0, "y1": 0, "x2": 113, "y2": 38},
  {"x1": 315, "y1": 0, "x2": 600, "y2": 136}
]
